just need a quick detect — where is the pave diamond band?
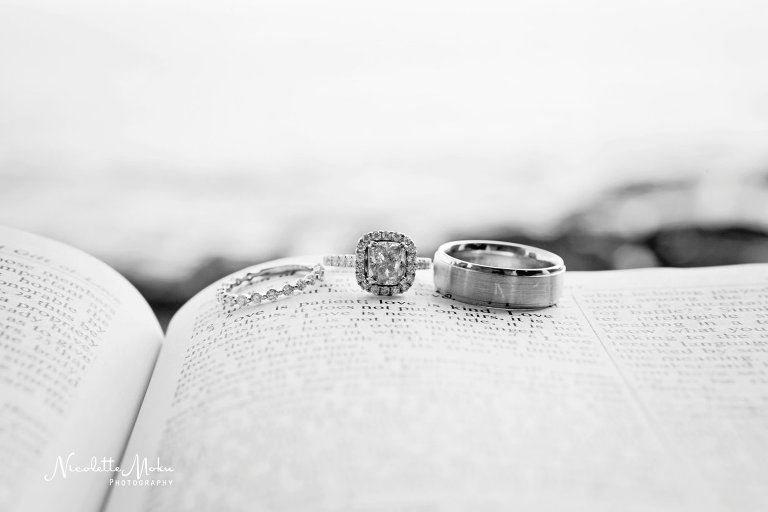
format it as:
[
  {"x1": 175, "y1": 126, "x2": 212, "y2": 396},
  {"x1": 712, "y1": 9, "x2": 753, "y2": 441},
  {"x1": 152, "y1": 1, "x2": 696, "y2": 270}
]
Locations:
[
  {"x1": 217, "y1": 263, "x2": 324, "y2": 310},
  {"x1": 323, "y1": 254, "x2": 432, "y2": 270},
  {"x1": 323, "y1": 230, "x2": 431, "y2": 296}
]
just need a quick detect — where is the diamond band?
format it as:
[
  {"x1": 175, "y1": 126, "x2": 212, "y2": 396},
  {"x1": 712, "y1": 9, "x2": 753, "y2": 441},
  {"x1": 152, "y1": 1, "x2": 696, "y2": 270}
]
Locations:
[
  {"x1": 217, "y1": 263, "x2": 324, "y2": 310},
  {"x1": 323, "y1": 253, "x2": 432, "y2": 270},
  {"x1": 323, "y1": 254, "x2": 357, "y2": 267},
  {"x1": 323, "y1": 231, "x2": 432, "y2": 295}
]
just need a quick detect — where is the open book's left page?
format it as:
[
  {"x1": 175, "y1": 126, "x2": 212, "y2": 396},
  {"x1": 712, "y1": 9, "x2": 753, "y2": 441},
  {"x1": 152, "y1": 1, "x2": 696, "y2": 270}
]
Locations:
[{"x1": 0, "y1": 227, "x2": 163, "y2": 512}]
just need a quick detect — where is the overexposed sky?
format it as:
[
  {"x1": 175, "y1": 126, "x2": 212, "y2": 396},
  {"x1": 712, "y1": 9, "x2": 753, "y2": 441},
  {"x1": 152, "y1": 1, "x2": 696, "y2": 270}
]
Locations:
[
  {"x1": 2, "y1": 0, "x2": 767, "y2": 171},
  {"x1": 1, "y1": 1, "x2": 767, "y2": 274}
]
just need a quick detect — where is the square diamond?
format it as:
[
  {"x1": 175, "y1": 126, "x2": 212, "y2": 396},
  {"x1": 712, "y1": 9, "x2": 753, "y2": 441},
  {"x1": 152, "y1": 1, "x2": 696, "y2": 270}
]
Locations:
[{"x1": 367, "y1": 241, "x2": 407, "y2": 285}]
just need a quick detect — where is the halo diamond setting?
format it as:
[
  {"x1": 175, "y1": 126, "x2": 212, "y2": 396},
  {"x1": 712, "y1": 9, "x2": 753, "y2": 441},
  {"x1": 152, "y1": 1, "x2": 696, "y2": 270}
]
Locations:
[{"x1": 355, "y1": 231, "x2": 417, "y2": 295}]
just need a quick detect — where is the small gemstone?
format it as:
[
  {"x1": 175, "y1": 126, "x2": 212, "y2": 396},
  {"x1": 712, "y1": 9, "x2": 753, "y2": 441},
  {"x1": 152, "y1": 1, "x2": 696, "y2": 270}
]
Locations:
[
  {"x1": 295, "y1": 279, "x2": 306, "y2": 290},
  {"x1": 237, "y1": 295, "x2": 248, "y2": 307},
  {"x1": 283, "y1": 284, "x2": 294, "y2": 295},
  {"x1": 306, "y1": 274, "x2": 316, "y2": 284},
  {"x1": 266, "y1": 289, "x2": 278, "y2": 301},
  {"x1": 251, "y1": 293, "x2": 262, "y2": 305},
  {"x1": 370, "y1": 285, "x2": 380, "y2": 295}
]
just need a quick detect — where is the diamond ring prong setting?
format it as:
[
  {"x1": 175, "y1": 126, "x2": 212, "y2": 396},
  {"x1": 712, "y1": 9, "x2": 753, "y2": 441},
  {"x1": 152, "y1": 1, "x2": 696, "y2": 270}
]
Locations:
[{"x1": 354, "y1": 231, "x2": 417, "y2": 296}]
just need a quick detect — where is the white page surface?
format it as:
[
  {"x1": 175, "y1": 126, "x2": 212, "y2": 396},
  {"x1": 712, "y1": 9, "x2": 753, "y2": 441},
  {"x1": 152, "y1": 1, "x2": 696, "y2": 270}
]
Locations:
[
  {"x1": 0, "y1": 227, "x2": 162, "y2": 512},
  {"x1": 109, "y1": 260, "x2": 768, "y2": 511}
]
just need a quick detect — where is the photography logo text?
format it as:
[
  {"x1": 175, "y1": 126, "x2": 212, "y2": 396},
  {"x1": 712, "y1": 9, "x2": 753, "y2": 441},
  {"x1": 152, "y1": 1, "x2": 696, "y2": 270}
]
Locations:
[{"x1": 44, "y1": 452, "x2": 174, "y2": 486}]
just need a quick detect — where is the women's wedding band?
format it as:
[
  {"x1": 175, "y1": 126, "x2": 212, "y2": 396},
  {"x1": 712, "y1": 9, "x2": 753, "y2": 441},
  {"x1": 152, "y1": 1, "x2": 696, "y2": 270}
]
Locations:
[
  {"x1": 433, "y1": 241, "x2": 565, "y2": 309},
  {"x1": 217, "y1": 264, "x2": 324, "y2": 310},
  {"x1": 323, "y1": 230, "x2": 431, "y2": 296}
]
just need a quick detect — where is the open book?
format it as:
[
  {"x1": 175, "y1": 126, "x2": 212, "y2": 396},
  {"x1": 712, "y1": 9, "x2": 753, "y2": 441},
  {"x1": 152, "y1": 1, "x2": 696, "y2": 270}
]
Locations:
[{"x1": 2, "y1": 226, "x2": 767, "y2": 512}]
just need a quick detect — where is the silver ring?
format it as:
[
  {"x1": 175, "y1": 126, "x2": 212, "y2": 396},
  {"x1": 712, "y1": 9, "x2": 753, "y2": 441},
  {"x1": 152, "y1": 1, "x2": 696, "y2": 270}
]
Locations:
[
  {"x1": 323, "y1": 230, "x2": 432, "y2": 295},
  {"x1": 433, "y1": 241, "x2": 565, "y2": 309},
  {"x1": 217, "y1": 264, "x2": 324, "y2": 310}
]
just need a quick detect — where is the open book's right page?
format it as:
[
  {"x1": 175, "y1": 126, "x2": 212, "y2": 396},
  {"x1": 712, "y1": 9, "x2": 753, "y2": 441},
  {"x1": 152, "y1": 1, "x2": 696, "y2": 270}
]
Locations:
[{"x1": 108, "y1": 261, "x2": 768, "y2": 512}]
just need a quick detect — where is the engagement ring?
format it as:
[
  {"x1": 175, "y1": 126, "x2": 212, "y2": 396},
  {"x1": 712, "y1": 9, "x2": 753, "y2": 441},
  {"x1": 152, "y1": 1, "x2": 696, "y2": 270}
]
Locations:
[{"x1": 324, "y1": 230, "x2": 431, "y2": 295}]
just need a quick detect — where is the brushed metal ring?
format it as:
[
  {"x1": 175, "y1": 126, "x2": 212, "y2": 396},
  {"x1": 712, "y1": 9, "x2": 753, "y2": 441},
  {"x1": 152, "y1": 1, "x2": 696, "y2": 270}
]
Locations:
[{"x1": 433, "y1": 240, "x2": 565, "y2": 309}]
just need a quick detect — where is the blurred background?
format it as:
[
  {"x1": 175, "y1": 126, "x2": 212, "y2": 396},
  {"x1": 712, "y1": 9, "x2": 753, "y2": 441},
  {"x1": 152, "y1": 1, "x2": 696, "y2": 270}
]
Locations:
[{"x1": 2, "y1": 0, "x2": 768, "y2": 325}]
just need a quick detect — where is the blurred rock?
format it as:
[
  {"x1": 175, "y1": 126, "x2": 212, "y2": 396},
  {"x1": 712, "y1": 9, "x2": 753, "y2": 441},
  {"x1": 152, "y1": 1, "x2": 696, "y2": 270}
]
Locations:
[
  {"x1": 647, "y1": 226, "x2": 768, "y2": 267},
  {"x1": 611, "y1": 244, "x2": 660, "y2": 269},
  {"x1": 448, "y1": 176, "x2": 768, "y2": 272},
  {"x1": 116, "y1": 175, "x2": 768, "y2": 328}
]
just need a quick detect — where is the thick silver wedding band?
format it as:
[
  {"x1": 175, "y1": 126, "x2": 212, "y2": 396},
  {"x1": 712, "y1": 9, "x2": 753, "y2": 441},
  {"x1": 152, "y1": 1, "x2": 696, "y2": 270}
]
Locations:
[{"x1": 433, "y1": 241, "x2": 565, "y2": 309}]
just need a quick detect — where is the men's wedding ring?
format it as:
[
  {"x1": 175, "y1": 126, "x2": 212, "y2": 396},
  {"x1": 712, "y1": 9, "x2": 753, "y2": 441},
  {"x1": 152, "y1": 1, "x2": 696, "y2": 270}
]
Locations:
[
  {"x1": 433, "y1": 241, "x2": 565, "y2": 309},
  {"x1": 217, "y1": 263, "x2": 324, "y2": 310},
  {"x1": 324, "y1": 230, "x2": 431, "y2": 295}
]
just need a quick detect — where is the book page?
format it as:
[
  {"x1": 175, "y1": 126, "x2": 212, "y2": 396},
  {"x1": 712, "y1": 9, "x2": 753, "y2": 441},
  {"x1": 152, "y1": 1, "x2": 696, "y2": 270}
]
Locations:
[
  {"x1": 108, "y1": 259, "x2": 768, "y2": 511},
  {"x1": 0, "y1": 227, "x2": 163, "y2": 512}
]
